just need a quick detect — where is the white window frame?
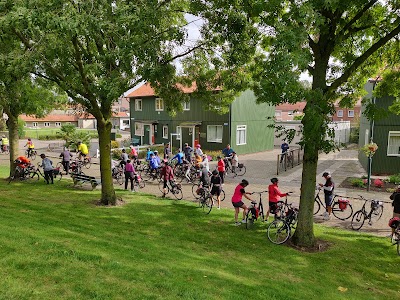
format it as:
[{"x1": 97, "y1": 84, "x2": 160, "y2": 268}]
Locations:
[
  {"x1": 337, "y1": 110, "x2": 343, "y2": 117},
  {"x1": 55, "y1": 122, "x2": 62, "y2": 127},
  {"x1": 135, "y1": 99, "x2": 142, "y2": 111},
  {"x1": 162, "y1": 125, "x2": 168, "y2": 139},
  {"x1": 32, "y1": 122, "x2": 38, "y2": 127},
  {"x1": 183, "y1": 101, "x2": 190, "y2": 111},
  {"x1": 135, "y1": 123, "x2": 144, "y2": 136},
  {"x1": 236, "y1": 125, "x2": 247, "y2": 145},
  {"x1": 207, "y1": 125, "x2": 223, "y2": 143},
  {"x1": 387, "y1": 131, "x2": 400, "y2": 157},
  {"x1": 348, "y1": 110, "x2": 354, "y2": 117},
  {"x1": 155, "y1": 98, "x2": 164, "y2": 111},
  {"x1": 44, "y1": 122, "x2": 50, "y2": 127},
  {"x1": 176, "y1": 126, "x2": 181, "y2": 140}
]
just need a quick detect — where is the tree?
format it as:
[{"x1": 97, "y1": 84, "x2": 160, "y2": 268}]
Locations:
[
  {"x1": 191, "y1": 0, "x2": 400, "y2": 246},
  {"x1": 0, "y1": 0, "x2": 216, "y2": 205}
]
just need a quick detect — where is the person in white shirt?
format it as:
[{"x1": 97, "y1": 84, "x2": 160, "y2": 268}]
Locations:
[{"x1": 202, "y1": 154, "x2": 209, "y2": 172}]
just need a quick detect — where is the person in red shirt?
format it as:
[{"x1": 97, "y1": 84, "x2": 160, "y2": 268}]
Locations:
[
  {"x1": 217, "y1": 156, "x2": 225, "y2": 184},
  {"x1": 231, "y1": 179, "x2": 253, "y2": 226},
  {"x1": 15, "y1": 156, "x2": 31, "y2": 169},
  {"x1": 266, "y1": 177, "x2": 290, "y2": 221},
  {"x1": 161, "y1": 160, "x2": 174, "y2": 197}
]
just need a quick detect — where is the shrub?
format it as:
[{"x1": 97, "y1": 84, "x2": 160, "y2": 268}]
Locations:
[
  {"x1": 350, "y1": 178, "x2": 365, "y2": 187},
  {"x1": 111, "y1": 140, "x2": 119, "y2": 149},
  {"x1": 373, "y1": 178, "x2": 384, "y2": 188},
  {"x1": 388, "y1": 173, "x2": 400, "y2": 184}
]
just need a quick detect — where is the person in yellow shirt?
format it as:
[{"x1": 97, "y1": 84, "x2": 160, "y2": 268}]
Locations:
[
  {"x1": 77, "y1": 141, "x2": 89, "y2": 160},
  {"x1": 1, "y1": 135, "x2": 9, "y2": 152},
  {"x1": 24, "y1": 138, "x2": 35, "y2": 158}
]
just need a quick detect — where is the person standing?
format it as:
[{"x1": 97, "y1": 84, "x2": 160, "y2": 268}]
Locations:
[
  {"x1": 161, "y1": 160, "x2": 174, "y2": 197},
  {"x1": 217, "y1": 156, "x2": 225, "y2": 184},
  {"x1": 202, "y1": 154, "x2": 210, "y2": 172},
  {"x1": 120, "y1": 148, "x2": 129, "y2": 167},
  {"x1": 210, "y1": 170, "x2": 222, "y2": 209},
  {"x1": 222, "y1": 144, "x2": 234, "y2": 158},
  {"x1": 319, "y1": 172, "x2": 335, "y2": 220},
  {"x1": 231, "y1": 179, "x2": 253, "y2": 226},
  {"x1": 40, "y1": 154, "x2": 54, "y2": 184},
  {"x1": 266, "y1": 177, "x2": 290, "y2": 221},
  {"x1": 231, "y1": 151, "x2": 238, "y2": 176},
  {"x1": 164, "y1": 143, "x2": 171, "y2": 159},
  {"x1": 183, "y1": 143, "x2": 193, "y2": 162},
  {"x1": 124, "y1": 159, "x2": 136, "y2": 192},
  {"x1": 59, "y1": 147, "x2": 73, "y2": 175},
  {"x1": 280, "y1": 140, "x2": 289, "y2": 163}
]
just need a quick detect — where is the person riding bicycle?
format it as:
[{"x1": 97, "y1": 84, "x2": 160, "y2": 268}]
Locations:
[
  {"x1": 24, "y1": 138, "x2": 35, "y2": 157},
  {"x1": 280, "y1": 140, "x2": 289, "y2": 163},
  {"x1": 231, "y1": 179, "x2": 253, "y2": 226},
  {"x1": 199, "y1": 163, "x2": 210, "y2": 188},
  {"x1": 161, "y1": 160, "x2": 174, "y2": 198},
  {"x1": 129, "y1": 145, "x2": 138, "y2": 160},
  {"x1": 164, "y1": 143, "x2": 171, "y2": 159},
  {"x1": 183, "y1": 143, "x2": 193, "y2": 162},
  {"x1": 202, "y1": 154, "x2": 210, "y2": 172},
  {"x1": 2, "y1": 135, "x2": 9, "y2": 152},
  {"x1": 149, "y1": 153, "x2": 160, "y2": 178},
  {"x1": 222, "y1": 144, "x2": 234, "y2": 168},
  {"x1": 15, "y1": 155, "x2": 31, "y2": 169},
  {"x1": 319, "y1": 171, "x2": 335, "y2": 220},
  {"x1": 154, "y1": 150, "x2": 162, "y2": 166},
  {"x1": 389, "y1": 185, "x2": 400, "y2": 236},
  {"x1": 266, "y1": 177, "x2": 291, "y2": 221},
  {"x1": 210, "y1": 169, "x2": 222, "y2": 209},
  {"x1": 77, "y1": 141, "x2": 89, "y2": 160},
  {"x1": 146, "y1": 148, "x2": 154, "y2": 161},
  {"x1": 171, "y1": 149, "x2": 184, "y2": 165},
  {"x1": 194, "y1": 144, "x2": 203, "y2": 157}
]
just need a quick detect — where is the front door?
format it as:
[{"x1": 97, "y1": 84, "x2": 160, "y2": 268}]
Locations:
[{"x1": 144, "y1": 125, "x2": 150, "y2": 145}]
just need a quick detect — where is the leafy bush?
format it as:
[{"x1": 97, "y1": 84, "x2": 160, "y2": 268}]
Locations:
[
  {"x1": 373, "y1": 178, "x2": 384, "y2": 188},
  {"x1": 350, "y1": 178, "x2": 365, "y2": 187},
  {"x1": 388, "y1": 173, "x2": 400, "y2": 184},
  {"x1": 111, "y1": 140, "x2": 119, "y2": 149},
  {"x1": 18, "y1": 118, "x2": 26, "y2": 138}
]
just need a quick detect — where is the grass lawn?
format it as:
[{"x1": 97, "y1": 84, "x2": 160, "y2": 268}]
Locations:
[{"x1": 0, "y1": 165, "x2": 399, "y2": 299}]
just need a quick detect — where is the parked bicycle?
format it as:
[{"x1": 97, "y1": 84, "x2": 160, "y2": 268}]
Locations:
[
  {"x1": 245, "y1": 191, "x2": 267, "y2": 229},
  {"x1": 267, "y1": 201, "x2": 299, "y2": 244},
  {"x1": 223, "y1": 158, "x2": 246, "y2": 176},
  {"x1": 314, "y1": 187, "x2": 353, "y2": 220},
  {"x1": 158, "y1": 180, "x2": 183, "y2": 200},
  {"x1": 25, "y1": 149, "x2": 37, "y2": 161},
  {"x1": 351, "y1": 196, "x2": 384, "y2": 230}
]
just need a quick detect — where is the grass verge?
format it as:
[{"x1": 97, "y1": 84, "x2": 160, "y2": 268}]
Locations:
[{"x1": 1, "y1": 166, "x2": 399, "y2": 299}]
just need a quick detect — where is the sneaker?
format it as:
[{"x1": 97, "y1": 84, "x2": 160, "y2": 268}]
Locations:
[
  {"x1": 241, "y1": 219, "x2": 247, "y2": 224},
  {"x1": 323, "y1": 214, "x2": 331, "y2": 221},
  {"x1": 217, "y1": 207, "x2": 221, "y2": 210},
  {"x1": 131, "y1": 190, "x2": 135, "y2": 193},
  {"x1": 322, "y1": 211, "x2": 328, "y2": 218},
  {"x1": 235, "y1": 222, "x2": 241, "y2": 226}
]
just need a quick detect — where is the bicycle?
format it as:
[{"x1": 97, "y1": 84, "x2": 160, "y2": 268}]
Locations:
[
  {"x1": 351, "y1": 196, "x2": 384, "y2": 230},
  {"x1": 192, "y1": 182, "x2": 226, "y2": 202},
  {"x1": 25, "y1": 149, "x2": 37, "y2": 161},
  {"x1": 0, "y1": 145, "x2": 9, "y2": 155},
  {"x1": 313, "y1": 187, "x2": 353, "y2": 220},
  {"x1": 8, "y1": 163, "x2": 38, "y2": 183},
  {"x1": 158, "y1": 180, "x2": 183, "y2": 200},
  {"x1": 196, "y1": 186, "x2": 213, "y2": 214},
  {"x1": 389, "y1": 217, "x2": 400, "y2": 256},
  {"x1": 245, "y1": 191, "x2": 267, "y2": 229},
  {"x1": 112, "y1": 166, "x2": 124, "y2": 185},
  {"x1": 34, "y1": 163, "x2": 63, "y2": 182},
  {"x1": 69, "y1": 160, "x2": 85, "y2": 175},
  {"x1": 223, "y1": 157, "x2": 246, "y2": 176},
  {"x1": 133, "y1": 174, "x2": 145, "y2": 190},
  {"x1": 267, "y1": 201, "x2": 299, "y2": 244}
]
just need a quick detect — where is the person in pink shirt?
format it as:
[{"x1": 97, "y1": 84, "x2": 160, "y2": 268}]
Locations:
[
  {"x1": 217, "y1": 156, "x2": 225, "y2": 184},
  {"x1": 266, "y1": 177, "x2": 290, "y2": 221},
  {"x1": 231, "y1": 179, "x2": 253, "y2": 226},
  {"x1": 124, "y1": 159, "x2": 136, "y2": 192},
  {"x1": 129, "y1": 145, "x2": 138, "y2": 161}
]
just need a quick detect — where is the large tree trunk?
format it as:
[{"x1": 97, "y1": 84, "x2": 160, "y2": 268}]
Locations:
[
  {"x1": 97, "y1": 118, "x2": 117, "y2": 205},
  {"x1": 5, "y1": 111, "x2": 19, "y2": 177}
]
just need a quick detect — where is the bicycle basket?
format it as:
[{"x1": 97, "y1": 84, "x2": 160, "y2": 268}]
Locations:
[
  {"x1": 238, "y1": 163, "x2": 244, "y2": 168},
  {"x1": 338, "y1": 198, "x2": 349, "y2": 210},
  {"x1": 388, "y1": 217, "x2": 400, "y2": 229}
]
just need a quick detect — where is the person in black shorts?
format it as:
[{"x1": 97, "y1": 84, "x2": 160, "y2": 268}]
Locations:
[{"x1": 210, "y1": 170, "x2": 222, "y2": 209}]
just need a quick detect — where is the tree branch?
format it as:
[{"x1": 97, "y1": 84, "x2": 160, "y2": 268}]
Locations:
[{"x1": 329, "y1": 19, "x2": 400, "y2": 92}]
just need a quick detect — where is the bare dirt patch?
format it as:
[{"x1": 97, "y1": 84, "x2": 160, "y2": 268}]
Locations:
[
  {"x1": 94, "y1": 196, "x2": 126, "y2": 207},
  {"x1": 339, "y1": 177, "x2": 396, "y2": 193},
  {"x1": 287, "y1": 238, "x2": 332, "y2": 253}
]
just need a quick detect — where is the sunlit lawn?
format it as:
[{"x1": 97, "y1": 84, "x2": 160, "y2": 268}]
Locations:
[{"x1": 0, "y1": 166, "x2": 399, "y2": 299}]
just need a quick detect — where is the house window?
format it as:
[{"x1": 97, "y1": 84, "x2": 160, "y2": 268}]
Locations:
[
  {"x1": 44, "y1": 122, "x2": 50, "y2": 127},
  {"x1": 122, "y1": 120, "x2": 129, "y2": 126},
  {"x1": 183, "y1": 101, "x2": 190, "y2": 111},
  {"x1": 207, "y1": 125, "x2": 223, "y2": 143},
  {"x1": 337, "y1": 110, "x2": 343, "y2": 117},
  {"x1": 236, "y1": 125, "x2": 247, "y2": 145},
  {"x1": 176, "y1": 126, "x2": 181, "y2": 140},
  {"x1": 287, "y1": 111, "x2": 294, "y2": 116},
  {"x1": 163, "y1": 126, "x2": 168, "y2": 139},
  {"x1": 155, "y1": 98, "x2": 164, "y2": 111},
  {"x1": 135, "y1": 99, "x2": 142, "y2": 111},
  {"x1": 387, "y1": 131, "x2": 400, "y2": 156},
  {"x1": 32, "y1": 122, "x2": 38, "y2": 127},
  {"x1": 135, "y1": 123, "x2": 144, "y2": 136},
  {"x1": 55, "y1": 122, "x2": 61, "y2": 127},
  {"x1": 348, "y1": 110, "x2": 354, "y2": 117}
]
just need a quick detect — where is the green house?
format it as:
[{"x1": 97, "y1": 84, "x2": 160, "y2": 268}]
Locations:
[
  {"x1": 126, "y1": 83, "x2": 275, "y2": 154},
  {"x1": 359, "y1": 80, "x2": 400, "y2": 174}
]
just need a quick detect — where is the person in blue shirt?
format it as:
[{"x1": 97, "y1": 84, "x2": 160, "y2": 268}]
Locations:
[
  {"x1": 149, "y1": 153, "x2": 159, "y2": 170},
  {"x1": 154, "y1": 150, "x2": 161, "y2": 166},
  {"x1": 171, "y1": 149, "x2": 184, "y2": 165},
  {"x1": 146, "y1": 148, "x2": 154, "y2": 161},
  {"x1": 222, "y1": 144, "x2": 234, "y2": 158},
  {"x1": 280, "y1": 141, "x2": 289, "y2": 163}
]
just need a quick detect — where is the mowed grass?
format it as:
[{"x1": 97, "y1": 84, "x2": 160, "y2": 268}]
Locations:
[{"x1": 0, "y1": 165, "x2": 399, "y2": 299}]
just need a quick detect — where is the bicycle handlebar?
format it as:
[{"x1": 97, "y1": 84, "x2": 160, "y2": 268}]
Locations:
[{"x1": 250, "y1": 191, "x2": 268, "y2": 195}]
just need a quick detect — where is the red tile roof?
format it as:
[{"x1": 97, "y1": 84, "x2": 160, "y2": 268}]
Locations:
[
  {"x1": 20, "y1": 114, "x2": 78, "y2": 122},
  {"x1": 275, "y1": 102, "x2": 306, "y2": 111}
]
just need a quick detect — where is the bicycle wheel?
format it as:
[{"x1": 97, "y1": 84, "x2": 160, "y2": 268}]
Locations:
[
  {"x1": 219, "y1": 189, "x2": 225, "y2": 201},
  {"x1": 313, "y1": 198, "x2": 321, "y2": 215},
  {"x1": 351, "y1": 210, "x2": 366, "y2": 230},
  {"x1": 53, "y1": 170, "x2": 63, "y2": 181},
  {"x1": 245, "y1": 208, "x2": 256, "y2": 229},
  {"x1": 236, "y1": 165, "x2": 246, "y2": 176},
  {"x1": 172, "y1": 186, "x2": 183, "y2": 200},
  {"x1": 84, "y1": 159, "x2": 91, "y2": 169},
  {"x1": 202, "y1": 195, "x2": 213, "y2": 214},
  {"x1": 116, "y1": 173, "x2": 124, "y2": 185},
  {"x1": 192, "y1": 183, "x2": 202, "y2": 199},
  {"x1": 29, "y1": 171, "x2": 40, "y2": 181},
  {"x1": 158, "y1": 181, "x2": 166, "y2": 193},
  {"x1": 56, "y1": 162, "x2": 63, "y2": 172},
  {"x1": 332, "y1": 202, "x2": 353, "y2": 220},
  {"x1": 30, "y1": 151, "x2": 36, "y2": 161},
  {"x1": 267, "y1": 219, "x2": 291, "y2": 244},
  {"x1": 370, "y1": 205, "x2": 383, "y2": 222}
]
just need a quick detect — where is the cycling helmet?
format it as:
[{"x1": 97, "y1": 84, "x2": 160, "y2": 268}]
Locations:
[
  {"x1": 270, "y1": 177, "x2": 279, "y2": 184},
  {"x1": 322, "y1": 172, "x2": 330, "y2": 177},
  {"x1": 212, "y1": 170, "x2": 218, "y2": 175},
  {"x1": 154, "y1": 150, "x2": 158, "y2": 153}
]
